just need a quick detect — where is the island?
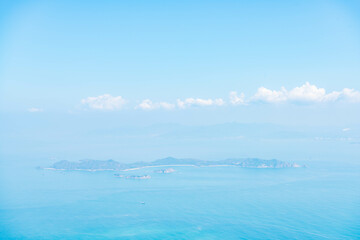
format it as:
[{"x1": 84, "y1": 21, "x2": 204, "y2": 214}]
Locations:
[{"x1": 46, "y1": 157, "x2": 304, "y2": 171}]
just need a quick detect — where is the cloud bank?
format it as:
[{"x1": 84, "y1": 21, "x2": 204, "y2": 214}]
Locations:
[{"x1": 80, "y1": 83, "x2": 360, "y2": 111}]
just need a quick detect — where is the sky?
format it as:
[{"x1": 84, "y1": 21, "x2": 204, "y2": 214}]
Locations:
[{"x1": 0, "y1": 0, "x2": 359, "y2": 162}]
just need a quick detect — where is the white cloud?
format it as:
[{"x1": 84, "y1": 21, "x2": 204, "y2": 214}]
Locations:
[
  {"x1": 81, "y1": 94, "x2": 126, "y2": 110},
  {"x1": 28, "y1": 107, "x2": 43, "y2": 112},
  {"x1": 251, "y1": 82, "x2": 360, "y2": 104},
  {"x1": 287, "y1": 82, "x2": 328, "y2": 102},
  {"x1": 137, "y1": 99, "x2": 175, "y2": 110},
  {"x1": 137, "y1": 99, "x2": 154, "y2": 110},
  {"x1": 340, "y1": 88, "x2": 360, "y2": 103},
  {"x1": 342, "y1": 128, "x2": 351, "y2": 132},
  {"x1": 177, "y1": 98, "x2": 225, "y2": 109},
  {"x1": 252, "y1": 87, "x2": 288, "y2": 103},
  {"x1": 229, "y1": 91, "x2": 246, "y2": 105},
  {"x1": 159, "y1": 102, "x2": 176, "y2": 110}
]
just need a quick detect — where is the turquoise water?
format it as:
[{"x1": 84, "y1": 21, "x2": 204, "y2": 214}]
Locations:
[{"x1": 0, "y1": 160, "x2": 359, "y2": 239}]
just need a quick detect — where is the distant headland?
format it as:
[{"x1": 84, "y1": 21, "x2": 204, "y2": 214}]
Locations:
[{"x1": 46, "y1": 157, "x2": 304, "y2": 171}]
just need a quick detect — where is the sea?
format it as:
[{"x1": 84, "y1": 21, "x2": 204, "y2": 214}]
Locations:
[{"x1": 0, "y1": 158, "x2": 359, "y2": 239}]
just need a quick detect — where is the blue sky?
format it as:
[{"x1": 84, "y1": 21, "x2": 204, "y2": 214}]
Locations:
[{"x1": 0, "y1": 0, "x2": 360, "y2": 161}]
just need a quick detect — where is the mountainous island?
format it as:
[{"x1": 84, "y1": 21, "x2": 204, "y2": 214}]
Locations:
[{"x1": 47, "y1": 157, "x2": 304, "y2": 171}]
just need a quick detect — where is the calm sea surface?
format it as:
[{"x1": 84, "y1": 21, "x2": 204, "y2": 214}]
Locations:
[{"x1": 0, "y1": 159, "x2": 359, "y2": 239}]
